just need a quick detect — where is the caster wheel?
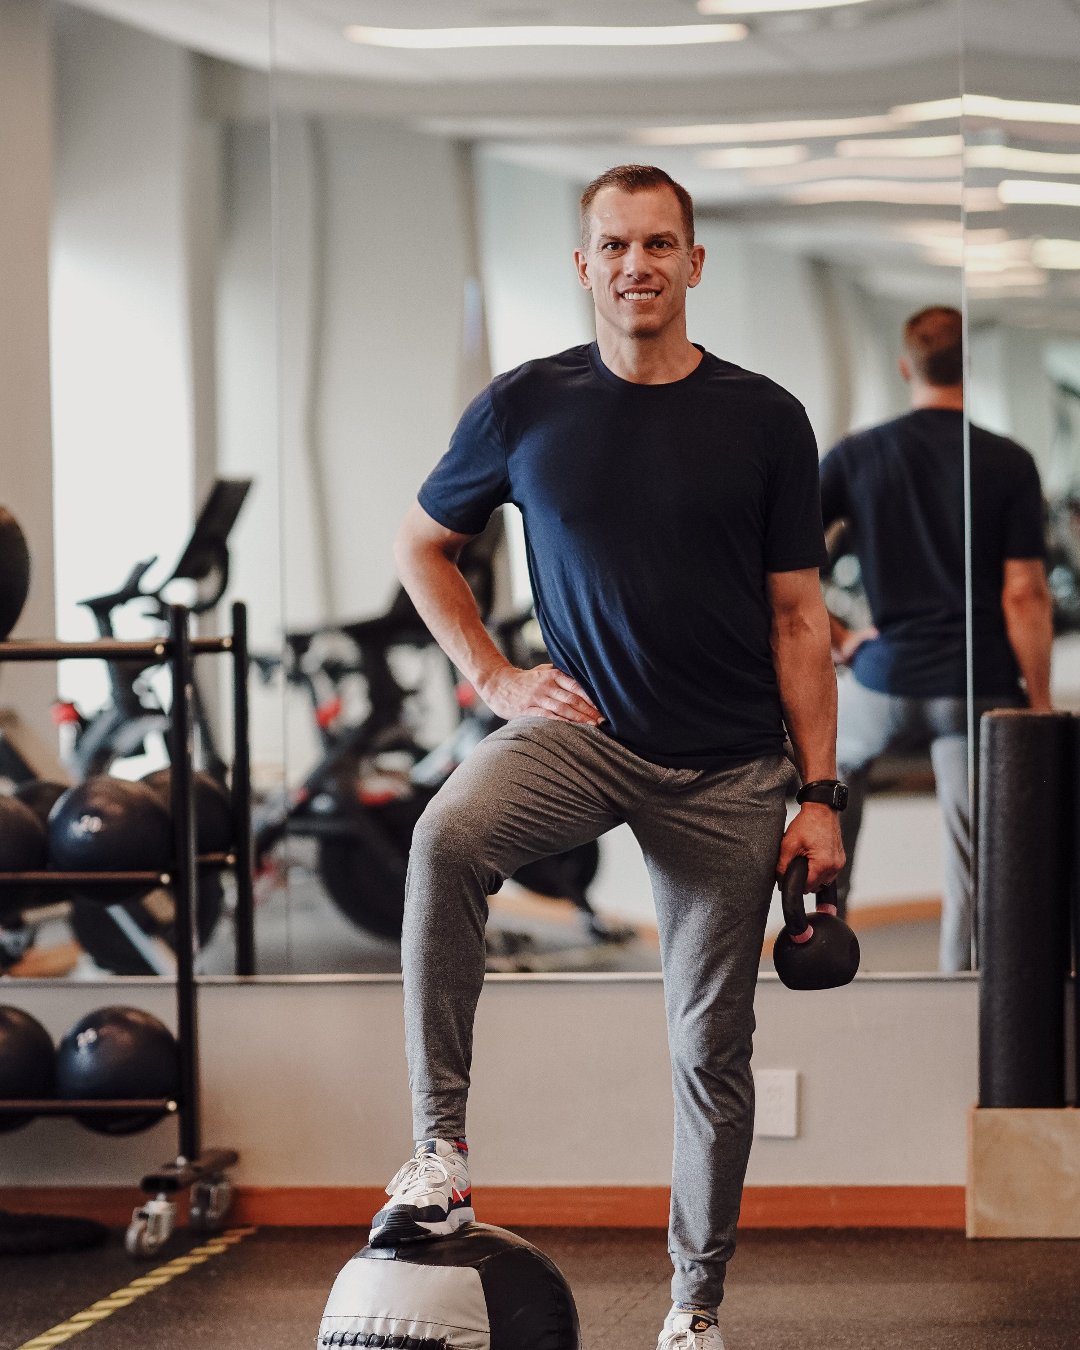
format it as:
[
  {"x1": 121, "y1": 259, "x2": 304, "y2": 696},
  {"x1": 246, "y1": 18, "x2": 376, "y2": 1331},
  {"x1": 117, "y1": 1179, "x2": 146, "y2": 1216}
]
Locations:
[
  {"x1": 125, "y1": 1197, "x2": 175, "y2": 1258},
  {"x1": 190, "y1": 1177, "x2": 233, "y2": 1232}
]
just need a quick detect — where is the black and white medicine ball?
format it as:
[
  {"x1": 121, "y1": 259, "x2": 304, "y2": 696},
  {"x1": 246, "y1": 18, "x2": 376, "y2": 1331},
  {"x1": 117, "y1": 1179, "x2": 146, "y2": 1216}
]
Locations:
[{"x1": 318, "y1": 1224, "x2": 579, "y2": 1350}]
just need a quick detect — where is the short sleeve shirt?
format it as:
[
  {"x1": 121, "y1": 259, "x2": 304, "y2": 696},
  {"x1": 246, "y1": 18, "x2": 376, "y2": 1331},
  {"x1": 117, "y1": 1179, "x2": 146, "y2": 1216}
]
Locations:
[
  {"x1": 420, "y1": 343, "x2": 826, "y2": 768},
  {"x1": 820, "y1": 409, "x2": 1045, "y2": 698}
]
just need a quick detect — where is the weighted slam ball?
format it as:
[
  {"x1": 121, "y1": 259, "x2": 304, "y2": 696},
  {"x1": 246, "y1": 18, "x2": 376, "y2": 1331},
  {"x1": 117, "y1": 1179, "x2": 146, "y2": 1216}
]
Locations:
[
  {"x1": 0, "y1": 796, "x2": 48, "y2": 920},
  {"x1": 55, "y1": 1006, "x2": 178, "y2": 1135},
  {"x1": 0, "y1": 507, "x2": 31, "y2": 640},
  {"x1": 0, "y1": 1006, "x2": 54, "y2": 1132},
  {"x1": 140, "y1": 768, "x2": 233, "y2": 854},
  {"x1": 318, "y1": 1223, "x2": 580, "y2": 1350},
  {"x1": 48, "y1": 778, "x2": 172, "y2": 900}
]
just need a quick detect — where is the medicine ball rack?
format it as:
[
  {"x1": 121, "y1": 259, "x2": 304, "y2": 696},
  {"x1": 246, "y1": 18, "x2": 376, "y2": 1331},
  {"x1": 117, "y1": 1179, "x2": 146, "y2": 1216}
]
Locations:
[{"x1": 0, "y1": 602, "x2": 254, "y2": 1256}]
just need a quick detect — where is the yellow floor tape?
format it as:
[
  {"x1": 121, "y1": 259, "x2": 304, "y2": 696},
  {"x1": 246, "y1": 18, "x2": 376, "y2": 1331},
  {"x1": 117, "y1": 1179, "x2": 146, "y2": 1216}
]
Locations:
[{"x1": 14, "y1": 1226, "x2": 258, "y2": 1350}]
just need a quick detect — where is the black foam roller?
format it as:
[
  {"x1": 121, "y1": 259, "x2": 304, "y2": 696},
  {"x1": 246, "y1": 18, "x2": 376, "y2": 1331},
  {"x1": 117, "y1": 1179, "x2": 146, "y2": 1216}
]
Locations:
[{"x1": 978, "y1": 710, "x2": 1075, "y2": 1108}]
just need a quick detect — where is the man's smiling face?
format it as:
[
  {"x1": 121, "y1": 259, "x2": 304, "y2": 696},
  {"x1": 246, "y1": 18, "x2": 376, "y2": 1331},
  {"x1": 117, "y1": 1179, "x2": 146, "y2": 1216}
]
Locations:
[{"x1": 575, "y1": 184, "x2": 705, "y2": 344}]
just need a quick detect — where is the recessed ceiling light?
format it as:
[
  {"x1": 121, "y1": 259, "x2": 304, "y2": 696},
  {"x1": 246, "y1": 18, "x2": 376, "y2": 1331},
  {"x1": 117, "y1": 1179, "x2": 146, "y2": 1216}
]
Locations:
[
  {"x1": 966, "y1": 146, "x2": 1080, "y2": 174},
  {"x1": 698, "y1": 145, "x2": 811, "y2": 168},
  {"x1": 889, "y1": 98, "x2": 963, "y2": 122},
  {"x1": 343, "y1": 24, "x2": 747, "y2": 48},
  {"x1": 999, "y1": 180, "x2": 1080, "y2": 207},
  {"x1": 786, "y1": 179, "x2": 964, "y2": 204},
  {"x1": 893, "y1": 95, "x2": 1080, "y2": 127},
  {"x1": 697, "y1": 0, "x2": 873, "y2": 9},
  {"x1": 836, "y1": 135, "x2": 964, "y2": 158},
  {"x1": 636, "y1": 113, "x2": 905, "y2": 145},
  {"x1": 962, "y1": 95, "x2": 1080, "y2": 126},
  {"x1": 751, "y1": 156, "x2": 963, "y2": 182},
  {"x1": 1032, "y1": 238, "x2": 1080, "y2": 269},
  {"x1": 964, "y1": 266, "x2": 1047, "y2": 289}
]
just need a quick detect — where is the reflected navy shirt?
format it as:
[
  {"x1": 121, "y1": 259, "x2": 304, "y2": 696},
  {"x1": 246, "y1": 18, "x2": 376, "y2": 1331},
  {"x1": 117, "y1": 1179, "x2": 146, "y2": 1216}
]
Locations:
[{"x1": 820, "y1": 409, "x2": 1045, "y2": 698}]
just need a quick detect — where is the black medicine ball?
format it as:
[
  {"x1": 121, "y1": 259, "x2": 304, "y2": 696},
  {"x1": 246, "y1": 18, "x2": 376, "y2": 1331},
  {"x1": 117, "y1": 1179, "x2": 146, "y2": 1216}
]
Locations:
[
  {"x1": 0, "y1": 1006, "x2": 54, "y2": 1132},
  {"x1": 140, "y1": 768, "x2": 233, "y2": 854},
  {"x1": 0, "y1": 796, "x2": 48, "y2": 919},
  {"x1": 13, "y1": 780, "x2": 69, "y2": 826},
  {"x1": 0, "y1": 506, "x2": 31, "y2": 641},
  {"x1": 48, "y1": 778, "x2": 172, "y2": 899},
  {"x1": 318, "y1": 1223, "x2": 580, "y2": 1350},
  {"x1": 55, "y1": 1005, "x2": 178, "y2": 1135}
]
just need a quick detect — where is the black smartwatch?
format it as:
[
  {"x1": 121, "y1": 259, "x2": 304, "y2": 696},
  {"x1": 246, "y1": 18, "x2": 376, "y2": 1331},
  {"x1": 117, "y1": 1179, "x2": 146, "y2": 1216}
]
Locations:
[{"x1": 795, "y1": 779, "x2": 849, "y2": 812}]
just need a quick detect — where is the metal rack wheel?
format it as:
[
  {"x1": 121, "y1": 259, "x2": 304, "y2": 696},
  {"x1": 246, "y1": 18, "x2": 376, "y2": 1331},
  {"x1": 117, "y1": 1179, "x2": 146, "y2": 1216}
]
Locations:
[
  {"x1": 125, "y1": 1195, "x2": 176, "y2": 1258},
  {"x1": 189, "y1": 1176, "x2": 233, "y2": 1232}
]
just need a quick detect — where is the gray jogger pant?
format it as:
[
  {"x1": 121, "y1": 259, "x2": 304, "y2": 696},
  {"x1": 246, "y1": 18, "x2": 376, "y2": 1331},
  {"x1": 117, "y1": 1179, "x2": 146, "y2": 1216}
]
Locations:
[
  {"x1": 835, "y1": 674, "x2": 1019, "y2": 972},
  {"x1": 401, "y1": 716, "x2": 790, "y2": 1307}
]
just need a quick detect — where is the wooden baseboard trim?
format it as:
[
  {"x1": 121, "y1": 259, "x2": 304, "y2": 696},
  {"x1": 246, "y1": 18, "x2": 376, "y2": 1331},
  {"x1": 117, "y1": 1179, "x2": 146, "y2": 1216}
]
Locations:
[{"x1": 0, "y1": 1184, "x2": 965, "y2": 1230}]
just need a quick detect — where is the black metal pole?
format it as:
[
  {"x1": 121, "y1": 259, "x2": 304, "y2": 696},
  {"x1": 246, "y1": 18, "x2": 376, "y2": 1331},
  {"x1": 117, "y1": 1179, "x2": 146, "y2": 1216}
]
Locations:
[
  {"x1": 230, "y1": 601, "x2": 256, "y2": 976},
  {"x1": 169, "y1": 604, "x2": 202, "y2": 1162}
]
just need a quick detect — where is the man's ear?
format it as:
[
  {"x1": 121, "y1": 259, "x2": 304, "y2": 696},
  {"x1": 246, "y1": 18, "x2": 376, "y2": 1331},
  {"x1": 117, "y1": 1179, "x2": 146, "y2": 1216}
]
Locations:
[
  {"x1": 573, "y1": 249, "x2": 591, "y2": 291},
  {"x1": 898, "y1": 356, "x2": 912, "y2": 383},
  {"x1": 687, "y1": 243, "x2": 706, "y2": 289}
]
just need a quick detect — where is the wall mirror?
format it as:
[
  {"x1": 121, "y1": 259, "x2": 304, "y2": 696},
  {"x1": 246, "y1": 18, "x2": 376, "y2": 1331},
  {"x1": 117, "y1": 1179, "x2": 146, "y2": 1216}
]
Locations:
[
  {"x1": 960, "y1": 0, "x2": 1080, "y2": 962},
  {"x1": 0, "y1": 0, "x2": 279, "y2": 982},
  {"x1": 260, "y1": 0, "x2": 967, "y2": 977},
  {"x1": 0, "y1": 1, "x2": 982, "y2": 982}
]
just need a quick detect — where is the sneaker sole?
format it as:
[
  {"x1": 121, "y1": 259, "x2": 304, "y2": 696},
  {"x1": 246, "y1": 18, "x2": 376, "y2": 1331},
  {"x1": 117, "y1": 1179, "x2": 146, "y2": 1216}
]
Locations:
[{"x1": 368, "y1": 1205, "x2": 475, "y2": 1248}]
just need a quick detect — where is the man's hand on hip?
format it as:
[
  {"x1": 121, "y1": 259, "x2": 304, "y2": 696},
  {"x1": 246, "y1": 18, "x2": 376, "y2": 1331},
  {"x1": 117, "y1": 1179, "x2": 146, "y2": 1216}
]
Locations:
[
  {"x1": 776, "y1": 804, "x2": 845, "y2": 892},
  {"x1": 479, "y1": 663, "x2": 605, "y2": 725}
]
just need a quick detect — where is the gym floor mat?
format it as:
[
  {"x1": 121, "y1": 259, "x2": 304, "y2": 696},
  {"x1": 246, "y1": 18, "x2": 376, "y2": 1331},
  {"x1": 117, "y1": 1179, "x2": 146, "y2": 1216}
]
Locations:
[{"x1": 5, "y1": 1226, "x2": 1079, "y2": 1349}]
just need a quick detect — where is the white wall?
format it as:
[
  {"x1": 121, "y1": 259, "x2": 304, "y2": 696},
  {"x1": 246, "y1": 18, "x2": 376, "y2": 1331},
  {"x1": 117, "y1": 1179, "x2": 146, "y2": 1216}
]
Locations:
[
  {"x1": 0, "y1": 0, "x2": 57, "y2": 741},
  {"x1": 0, "y1": 974, "x2": 977, "y2": 1188},
  {"x1": 49, "y1": 8, "x2": 210, "y2": 709},
  {"x1": 475, "y1": 152, "x2": 592, "y2": 377}
]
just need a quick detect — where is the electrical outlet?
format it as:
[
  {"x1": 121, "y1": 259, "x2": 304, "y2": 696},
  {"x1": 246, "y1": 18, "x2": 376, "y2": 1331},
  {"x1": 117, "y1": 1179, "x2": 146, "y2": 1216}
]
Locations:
[{"x1": 753, "y1": 1068, "x2": 799, "y2": 1138}]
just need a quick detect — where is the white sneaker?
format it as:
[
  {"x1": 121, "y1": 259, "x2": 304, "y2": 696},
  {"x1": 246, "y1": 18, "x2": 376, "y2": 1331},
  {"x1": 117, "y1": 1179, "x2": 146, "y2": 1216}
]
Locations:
[
  {"x1": 368, "y1": 1138, "x2": 474, "y2": 1246},
  {"x1": 657, "y1": 1311, "x2": 727, "y2": 1350}
]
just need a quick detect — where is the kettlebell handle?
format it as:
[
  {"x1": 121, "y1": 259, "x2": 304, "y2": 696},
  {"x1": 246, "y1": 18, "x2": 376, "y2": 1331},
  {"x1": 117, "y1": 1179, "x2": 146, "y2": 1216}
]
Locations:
[{"x1": 779, "y1": 855, "x2": 839, "y2": 942}]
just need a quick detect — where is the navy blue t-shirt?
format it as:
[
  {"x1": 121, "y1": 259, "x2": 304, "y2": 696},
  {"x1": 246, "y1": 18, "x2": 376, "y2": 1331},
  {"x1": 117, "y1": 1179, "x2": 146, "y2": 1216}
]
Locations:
[
  {"x1": 418, "y1": 343, "x2": 826, "y2": 769},
  {"x1": 819, "y1": 409, "x2": 1045, "y2": 698}
]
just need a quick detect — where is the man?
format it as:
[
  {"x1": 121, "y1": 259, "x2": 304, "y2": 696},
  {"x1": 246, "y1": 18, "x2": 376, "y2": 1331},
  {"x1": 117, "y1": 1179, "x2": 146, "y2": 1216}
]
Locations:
[
  {"x1": 821, "y1": 305, "x2": 1053, "y2": 972},
  {"x1": 375, "y1": 164, "x2": 844, "y2": 1350}
]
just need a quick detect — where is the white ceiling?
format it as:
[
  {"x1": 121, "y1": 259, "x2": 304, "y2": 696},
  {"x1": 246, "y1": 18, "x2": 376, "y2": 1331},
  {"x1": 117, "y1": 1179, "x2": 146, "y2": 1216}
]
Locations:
[
  {"x1": 57, "y1": 0, "x2": 1080, "y2": 319},
  {"x1": 57, "y1": 0, "x2": 1080, "y2": 76}
]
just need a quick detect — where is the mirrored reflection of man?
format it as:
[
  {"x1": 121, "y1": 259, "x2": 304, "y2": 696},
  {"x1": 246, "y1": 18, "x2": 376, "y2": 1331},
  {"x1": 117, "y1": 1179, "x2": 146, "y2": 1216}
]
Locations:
[
  {"x1": 821, "y1": 305, "x2": 1054, "y2": 972},
  {"x1": 376, "y1": 165, "x2": 845, "y2": 1350}
]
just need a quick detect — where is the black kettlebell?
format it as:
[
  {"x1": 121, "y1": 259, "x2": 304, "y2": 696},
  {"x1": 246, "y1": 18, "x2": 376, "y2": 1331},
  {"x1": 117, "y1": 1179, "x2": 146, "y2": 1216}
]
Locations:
[{"x1": 773, "y1": 854, "x2": 860, "y2": 990}]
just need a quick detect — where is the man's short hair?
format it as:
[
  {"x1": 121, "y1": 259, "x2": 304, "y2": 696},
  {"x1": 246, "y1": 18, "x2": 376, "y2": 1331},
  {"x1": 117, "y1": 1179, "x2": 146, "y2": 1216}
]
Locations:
[
  {"x1": 902, "y1": 306, "x2": 964, "y2": 386},
  {"x1": 579, "y1": 165, "x2": 695, "y2": 251}
]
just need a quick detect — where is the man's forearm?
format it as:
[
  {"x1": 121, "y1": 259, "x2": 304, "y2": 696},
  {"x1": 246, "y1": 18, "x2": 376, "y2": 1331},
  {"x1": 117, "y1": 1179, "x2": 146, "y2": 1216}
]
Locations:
[
  {"x1": 395, "y1": 541, "x2": 511, "y2": 698},
  {"x1": 772, "y1": 610, "x2": 839, "y2": 781},
  {"x1": 1003, "y1": 594, "x2": 1054, "y2": 711}
]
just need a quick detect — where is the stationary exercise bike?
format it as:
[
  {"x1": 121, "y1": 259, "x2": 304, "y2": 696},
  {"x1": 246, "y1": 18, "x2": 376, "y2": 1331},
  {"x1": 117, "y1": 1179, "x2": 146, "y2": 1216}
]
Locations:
[
  {"x1": 0, "y1": 480, "x2": 252, "y2": 977},
  {"x1": 251, "y1": 589, "x2": 627, "y2": 959}
]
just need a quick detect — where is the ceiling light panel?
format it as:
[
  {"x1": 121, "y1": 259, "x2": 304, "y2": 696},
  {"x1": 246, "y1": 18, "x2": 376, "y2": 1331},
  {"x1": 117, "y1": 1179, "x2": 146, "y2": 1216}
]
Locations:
[
  {"x1": 697, "y1": 0, "x2": 875, "y2": 10},
  {"x1": 999, "y1": 180, "x2": 1080, "y2": 207},
  {"x1": 751, "y1": 156, "x2": 963, "y2": 182},
  {"x1": 343, "y1": 23, "x2": 748, "y2": 48},
  {"x1": 697, "y1": 145, "x2": 811, "y2": 168},
  {"x1": 966, "y1": 145, "x2": 1080, "y2": 174},
  {"x1": 962, "y1": 95, "x2": 1080, "y2": 126},
  {"x1": 784, "y1": 180, "x2": 997, "y2": 207},
  {"x1": 636, "y1": 114, "x2": 906, "y2": 145},
  {"x1": 1032, "y1": 239, "x2": 1080, "y2": 269},
  {"x1": 835, "y1": 135, "x2": 964, "y2": 157}
]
